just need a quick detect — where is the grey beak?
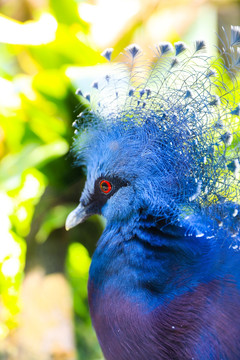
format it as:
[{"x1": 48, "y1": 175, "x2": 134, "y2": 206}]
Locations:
[{"x1": 65, "y1": 203, "x2": 88, "y2": 231}]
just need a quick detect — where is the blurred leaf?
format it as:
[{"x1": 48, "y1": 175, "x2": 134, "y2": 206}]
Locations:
[
  {"x1": 49, "y1": 0, "x2": 82, "y2": 26},
  {"x1": 66, "y1": 243, "x2": 91, "y2": 321},
  {"x1": 36, "y1": 205, "x2": 74, "y2": 243},
  {"x1": 0, "y1": 141, "x2": 69, "y2": 191},
  {"x1": 33, "y1": 69, "x2": 68, "y2": 99},
  {"x1": 10, "y1": 169, "x2": 47, "y2": 237},
  {"x1": 28, "y1": 25, "x2": 103, "y2": 69},
  {"x1": 0, "y1": 231, "x2": 26, "y2": 329},
  {"x1": 67, "y1": 242, "x2": 91, "y2": 278}
]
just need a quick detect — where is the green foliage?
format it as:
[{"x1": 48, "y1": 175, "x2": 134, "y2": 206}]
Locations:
[
  {"x1": 66, "y1": 242, "x2": 104, "y2": 359},
  {"x1": 0, "y1": 0, "x2": 103, "y2": 356},
  {"x1": 49, "y1": 0, "x2": 83, "y2": 26}
]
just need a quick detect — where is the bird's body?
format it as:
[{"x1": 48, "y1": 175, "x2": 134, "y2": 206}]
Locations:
[
  {"x1": 66, "y1": 27, "x2": 240, "y2": 359},
  {"x1": 88, "y1": 210, "x2": 240, "y2": 360}
]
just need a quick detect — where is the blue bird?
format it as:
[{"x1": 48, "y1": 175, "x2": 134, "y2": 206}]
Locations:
[{"x1": 66, "y1": 27, "x2": 240, "y2": 360}]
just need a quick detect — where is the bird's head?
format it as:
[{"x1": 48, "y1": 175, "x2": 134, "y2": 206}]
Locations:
[
  {"x1": 66, "y1": 34, "x2": 240, "y2": 231},
  {"x1": 65, "y1": 119, "x2": 184, "y2": 230}
]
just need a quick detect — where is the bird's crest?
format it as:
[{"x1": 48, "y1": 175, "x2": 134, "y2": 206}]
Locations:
[{"x1": 72, "y1": 26, "x2": 240, "y2": 243}]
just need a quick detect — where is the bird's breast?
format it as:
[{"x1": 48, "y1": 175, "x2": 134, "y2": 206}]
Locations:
[
  {"x1": 88, "y1": 277, "x2": 240, "y2": 360},
  {"x1": 88, "y1": 279, "x2": 164, "y2": 360}
]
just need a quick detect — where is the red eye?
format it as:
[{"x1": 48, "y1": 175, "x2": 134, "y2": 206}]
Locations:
[{"x1": 100, "y1": 180, "x2": 112, "y2": 194}]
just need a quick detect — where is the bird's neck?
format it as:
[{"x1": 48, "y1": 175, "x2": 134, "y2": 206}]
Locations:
[{"x1": 89, "y1": 214, "x2": 213, "y2": 309}]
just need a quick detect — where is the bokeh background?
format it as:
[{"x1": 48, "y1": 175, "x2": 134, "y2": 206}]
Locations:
[{"x1": 0, "y1": 0, "x2": 239, "y2": 359}]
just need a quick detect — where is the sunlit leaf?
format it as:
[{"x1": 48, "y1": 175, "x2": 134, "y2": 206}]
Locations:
[
  {"x1": 67, "y1": 242, "x2": 91, "y2": 278},
  {"x1": 28, "y1": 25, "x2": 103, "y2": 69},
  {"x1": 0, "y1": 14, "x2": 58, "y2": 46},
  {"x1": 0, "y1": 141, "x2": 69, "y2": 190},
  {"x1": 33, "y1": 70, "x2": 68, "y2": 99},
  {"x1": 49, "y1": 0, "x2": 83, "y2": 26}
]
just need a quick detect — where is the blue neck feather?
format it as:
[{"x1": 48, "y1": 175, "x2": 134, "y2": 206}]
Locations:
[{"x1": 89, "y1": 212, "x2": 218, "y2": 310}]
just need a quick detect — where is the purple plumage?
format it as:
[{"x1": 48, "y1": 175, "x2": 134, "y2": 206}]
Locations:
[
  {"x1": 89, "y1": 279, "x2": 240, "y2": 359},
  {"x1": 66, "y1": 27, "x2": 240, "y2": 359},
  {"x1": 86, "y1": 208, "x2": 240, "y2": 359}
]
